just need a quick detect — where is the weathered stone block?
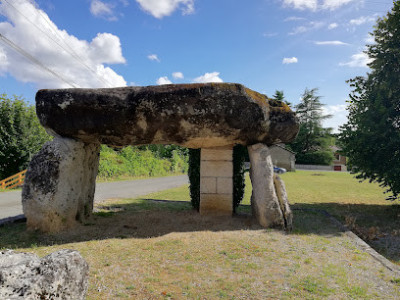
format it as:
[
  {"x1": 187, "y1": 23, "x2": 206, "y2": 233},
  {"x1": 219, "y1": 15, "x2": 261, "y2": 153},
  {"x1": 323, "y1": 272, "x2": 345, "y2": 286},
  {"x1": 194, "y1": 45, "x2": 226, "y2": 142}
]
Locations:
[
  {"x1": 200, "y1": 161, "x2": 233, "y2": 178},
  {"x1": 36, "y1": 83, "x2": 299, "y2": 148},
  {"x1": 22, "y1": 137, "x2": 100, "y2": 233},
  {"x1": 0, "y1": 249, "x2": 88, "y2": 300},
  {"x1": 201, "y1": 148, "x2": 233, "y2": 161},
  {"x1": 217, "y1": 177, "x2": 233, "y2": 194},
  {"x1": 274, "y1": 174, "x2": 293, "y2": 231},
  {"x1": 200, "y1": 194, "x2": 233, "y2": 216},
  {"x1": 27, "y1": 83, "x2": 299, "y2": 232},
  {"x1": 248, "y1": 143, "x2": 291, "y2": 229},
  {"x1": 200, "y1": 177, "x2": 217, "y2": 194}
]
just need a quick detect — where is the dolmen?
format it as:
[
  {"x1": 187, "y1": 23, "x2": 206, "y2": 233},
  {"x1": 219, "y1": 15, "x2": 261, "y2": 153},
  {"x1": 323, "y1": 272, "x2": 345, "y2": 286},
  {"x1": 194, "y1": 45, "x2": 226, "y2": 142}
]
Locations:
[{"x1": 23, "y1": 83, "x2": 299, "y2": 232}]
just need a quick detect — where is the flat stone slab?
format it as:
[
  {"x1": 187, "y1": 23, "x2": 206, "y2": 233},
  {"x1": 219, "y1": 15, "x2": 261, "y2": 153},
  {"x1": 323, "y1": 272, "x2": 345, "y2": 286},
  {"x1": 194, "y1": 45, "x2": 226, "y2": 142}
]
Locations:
[{"x1": 36, "y1": 83, "x2": 299, "y2": 148}]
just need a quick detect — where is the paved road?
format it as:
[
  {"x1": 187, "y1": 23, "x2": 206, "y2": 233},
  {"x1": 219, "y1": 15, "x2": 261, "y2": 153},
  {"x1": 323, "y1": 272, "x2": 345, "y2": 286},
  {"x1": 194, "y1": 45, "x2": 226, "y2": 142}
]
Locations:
[{"x1": 0, "y1": 175, "x2": 188, "y2": 220}]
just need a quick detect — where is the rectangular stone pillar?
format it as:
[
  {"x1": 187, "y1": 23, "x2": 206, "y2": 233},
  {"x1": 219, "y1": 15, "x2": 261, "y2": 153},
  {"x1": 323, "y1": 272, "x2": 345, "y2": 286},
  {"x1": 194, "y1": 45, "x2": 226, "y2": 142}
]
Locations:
[{"x1": 200, "y1": 148, "x2": 233, "y2": 215}]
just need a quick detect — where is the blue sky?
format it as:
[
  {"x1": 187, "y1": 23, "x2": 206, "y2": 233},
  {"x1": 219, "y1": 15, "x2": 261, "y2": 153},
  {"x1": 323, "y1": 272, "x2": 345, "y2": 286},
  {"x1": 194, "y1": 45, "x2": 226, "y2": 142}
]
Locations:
[{"x1": 0, "y1": 0, "x2": 394, "y2": 132}]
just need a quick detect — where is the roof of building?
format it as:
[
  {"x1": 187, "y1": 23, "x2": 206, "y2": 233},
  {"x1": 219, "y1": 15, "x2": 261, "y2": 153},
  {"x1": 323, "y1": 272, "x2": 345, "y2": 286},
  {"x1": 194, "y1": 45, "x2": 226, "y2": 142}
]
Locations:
[{"x1": 270, "y1": 144, "x2": 296, "y2": 155}]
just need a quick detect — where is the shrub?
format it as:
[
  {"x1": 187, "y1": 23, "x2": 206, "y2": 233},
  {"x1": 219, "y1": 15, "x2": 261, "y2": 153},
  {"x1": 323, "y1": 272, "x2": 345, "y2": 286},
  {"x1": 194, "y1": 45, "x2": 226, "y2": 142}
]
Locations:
[
  {"x1": 296, "y1": 150, "x2": 334, "y2": 165},
  {"x1": 98, "y1": 145, "x2": 188, "y2": 179},
  {"x1": 233, "y1": 145, "x2": 246, "y2": 212},
  {"x1": 188, "y1": 148, "x2": 201, "y2": 211}
]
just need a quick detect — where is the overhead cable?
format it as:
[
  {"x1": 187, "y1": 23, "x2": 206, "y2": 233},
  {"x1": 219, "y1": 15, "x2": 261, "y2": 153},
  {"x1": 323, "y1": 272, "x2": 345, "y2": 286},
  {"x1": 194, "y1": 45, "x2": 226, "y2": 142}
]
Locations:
[
  {"x1": 0, "y1": 33, "x2": 78, "y2": 88},
  {"x1": 3, "y1": 0, "x2": 114, "y2": 88}
]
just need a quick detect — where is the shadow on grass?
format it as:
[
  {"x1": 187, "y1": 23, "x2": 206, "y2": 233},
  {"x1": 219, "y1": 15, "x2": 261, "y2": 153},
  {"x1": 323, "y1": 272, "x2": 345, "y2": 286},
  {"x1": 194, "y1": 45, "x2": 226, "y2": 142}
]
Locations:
[
  {"x1": 0, "y1": 199, "x2": 398, "y2": 265},
  {"x1": 292, "y1": 202, "x2": 400, "y2": 265},
  {"x1": 0, "y1": 199, "x2": 341, "y2": 249}
]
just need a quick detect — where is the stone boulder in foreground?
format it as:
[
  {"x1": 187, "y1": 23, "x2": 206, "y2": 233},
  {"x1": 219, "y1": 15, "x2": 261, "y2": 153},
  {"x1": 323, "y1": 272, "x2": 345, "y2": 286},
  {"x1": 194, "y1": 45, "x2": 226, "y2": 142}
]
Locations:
[{"x1": 0, "y1": 249, "x2": 88, "y2": 299}]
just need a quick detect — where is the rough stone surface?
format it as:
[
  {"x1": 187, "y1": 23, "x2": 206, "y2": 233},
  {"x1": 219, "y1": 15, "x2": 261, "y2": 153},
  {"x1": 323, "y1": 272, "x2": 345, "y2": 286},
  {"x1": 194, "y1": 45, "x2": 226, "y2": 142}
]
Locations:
[
  {"x1": 273, "y1": 174, "x2": 293, "y2": 231},
  {"x1": 26, "y1": 83, "x2": 299, "y2": 232},
  {"x1": 248, "y1": 143, "x2": 291, "y2": 229},
  {"x1": 0, "y1": 249, "x2": 88, "y2": 300},
  {"x1": 199, "y1": 194, "x2": 233, "y2": 215},
  {"x1": 22, "y1": 137, "x2": 100, "y2": 232},
  {"x1": 36, "y1": 83, "x2": 298, "y2": 148}
]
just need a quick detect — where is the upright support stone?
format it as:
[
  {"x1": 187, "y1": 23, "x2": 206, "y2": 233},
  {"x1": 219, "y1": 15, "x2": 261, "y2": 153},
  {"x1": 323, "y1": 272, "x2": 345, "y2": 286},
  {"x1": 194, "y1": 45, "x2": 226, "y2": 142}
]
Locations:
[
  {"x1": 22, "y1": 137, "x2": 100, "y2": 233},
  {"x1": 248, "y1": 143, "x2": 292, "y2": 229},
  {"x1": 200, "y1": 148, "x2": 233, "y2": 215},
  {"x1": 273, "y1": 174, "x2": 293, "y2": 231}
]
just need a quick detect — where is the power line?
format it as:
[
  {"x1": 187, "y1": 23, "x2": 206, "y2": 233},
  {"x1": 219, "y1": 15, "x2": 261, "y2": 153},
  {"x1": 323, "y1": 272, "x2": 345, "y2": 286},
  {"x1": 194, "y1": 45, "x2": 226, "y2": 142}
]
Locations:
[
  {"x1": 2, "y1": 0, "x2": 114, "y2": 88},
  {"x1": 35, "y1": 7, "x2": 115, "y2": 88},
  {"x1": 0, "y1": 33, "x2": 78, "y2": 88}
]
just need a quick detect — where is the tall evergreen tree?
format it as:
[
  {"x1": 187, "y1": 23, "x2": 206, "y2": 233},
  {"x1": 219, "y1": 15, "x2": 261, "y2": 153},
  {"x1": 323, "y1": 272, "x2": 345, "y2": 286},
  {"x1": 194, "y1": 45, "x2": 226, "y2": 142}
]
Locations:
[
  {"x1": 339, "y1": 1, "x2": 400, "y2": 200},
  {"x1": 273, "y1": 90, "x2": 292, "y2": 107},
  {"x1": 289, "y1": 88, "x2": 333, "y2": 165}
]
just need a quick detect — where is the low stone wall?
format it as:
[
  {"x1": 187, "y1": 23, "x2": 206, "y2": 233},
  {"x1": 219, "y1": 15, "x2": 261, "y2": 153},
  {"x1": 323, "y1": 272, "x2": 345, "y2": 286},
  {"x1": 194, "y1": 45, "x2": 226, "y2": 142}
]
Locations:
[{"x1": 295, "y1": 164, "x2": 348, "y2": 172}]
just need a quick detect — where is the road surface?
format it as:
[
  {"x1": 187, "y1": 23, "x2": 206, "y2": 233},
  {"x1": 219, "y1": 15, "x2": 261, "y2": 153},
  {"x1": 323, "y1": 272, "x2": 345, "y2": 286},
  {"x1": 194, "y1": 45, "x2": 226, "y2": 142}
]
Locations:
[{"x1": 0, "y1": 175, "x2": 188, "y2": 220}]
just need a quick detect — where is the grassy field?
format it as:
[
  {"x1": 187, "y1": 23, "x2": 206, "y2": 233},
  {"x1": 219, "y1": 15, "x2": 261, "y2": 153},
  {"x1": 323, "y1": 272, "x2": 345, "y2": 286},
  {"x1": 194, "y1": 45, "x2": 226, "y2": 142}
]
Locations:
[
  {"x1": 144, "y1": 170, "x2": 400, "y2": 264},
  {"x1": 0, "y1": 170, "x2": 399, "y2": 299}
]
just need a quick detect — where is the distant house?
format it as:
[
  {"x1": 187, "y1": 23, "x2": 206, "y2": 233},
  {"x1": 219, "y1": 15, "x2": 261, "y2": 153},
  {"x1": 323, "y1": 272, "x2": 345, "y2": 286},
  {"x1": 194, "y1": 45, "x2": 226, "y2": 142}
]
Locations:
[
  {"x1": 269, "y1": 144, "x2": 296, "y2": 171},
  {"x1": 331, "y1": 146, "x2": 347, "y2": 171}
]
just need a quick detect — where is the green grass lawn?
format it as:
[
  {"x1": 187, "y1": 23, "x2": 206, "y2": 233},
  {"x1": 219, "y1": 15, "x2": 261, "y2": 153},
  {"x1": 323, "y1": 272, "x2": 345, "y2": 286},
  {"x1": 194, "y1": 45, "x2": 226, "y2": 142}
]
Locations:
[
  {"x1": 142, "y1": 170, "x2": 400, "y2": 264},
  {"x1": 0, "y1": 170, "x2": 399, "y2": 299}
]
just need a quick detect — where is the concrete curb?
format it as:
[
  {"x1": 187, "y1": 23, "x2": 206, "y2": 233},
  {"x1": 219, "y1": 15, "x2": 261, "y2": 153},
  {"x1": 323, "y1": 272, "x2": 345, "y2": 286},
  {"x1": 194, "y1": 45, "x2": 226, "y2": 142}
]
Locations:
[{"x1": 294, "y1": 207, "x2": 400, "y2": 277}]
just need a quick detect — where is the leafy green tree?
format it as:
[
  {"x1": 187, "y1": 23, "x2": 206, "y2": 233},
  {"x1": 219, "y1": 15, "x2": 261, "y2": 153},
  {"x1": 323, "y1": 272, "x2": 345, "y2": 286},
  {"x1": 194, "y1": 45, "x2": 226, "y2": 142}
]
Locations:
[
  {"x1": 0, "y1": 94, "x2": 51, "y2": 179},
  {"x1": 288, "y1": 88, "x2": 334, "y2": 165},
  {"x1": 339, "y1": 1, "x2": 400, "y2": 200}
]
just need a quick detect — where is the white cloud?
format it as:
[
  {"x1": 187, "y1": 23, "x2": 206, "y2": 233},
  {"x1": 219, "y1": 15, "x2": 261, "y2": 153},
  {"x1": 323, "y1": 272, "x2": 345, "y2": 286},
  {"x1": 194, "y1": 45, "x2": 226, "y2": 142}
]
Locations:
[
  {"x1": 322, "y1": 104, "x2": 348, "y2": 133},
  {"x1": 136, "y1": 0, "x2": 194, "y2": 19},
  {"x1": 282, "y1": 57, "x2": 298, "y2": 64},
  {"x1": 283, "y1": 0, "x2": 356, "y2": 11},
  {"x1": 156, "y1": 76, "x2": 172, "y2": 85},
  {"x1": 120, "y1": 0, "x2": 130, "y2": 7},
  {"x1": 314, "y1": 40, "x2": 349, "y2": 45},
  {"x1": 289, "y1": 26, "x2": 307, "y2": 35},
  {"x1": 90, "y1": 0, "x2": 117, "y2": 21},
  {"x1": 365, "y1": 34, "x2": 375, "y2": 44},
  {"x1": 321, "y1": 0, "x2": 355, "y2": 10},
  {"x1": 147, "y1": 54, "x2": 160, "y2": 62},
  {"x1": 192, "y1": 72, "x2": 223, "y2": 83},
  {"x1": 340, "y1": 51, "x2": 372, "y2": 68},
  {"x1": 0, "y1": 0, "x2": 126, "y2": 89},
  {"x1": 284, "y1": 16, "x2": 306, "y2": 21},
  {"x1": 283, "y1": 0, "x2": 318, "y2": 11},
  {"x1": 263, "y1": 32, "x2": 278, "y2": 37},
  {"x1": 172, "y1": 71, "x2": 184, "y2": 79},
  {"x1": 289, "y1": 21, "x2": 324, "y2": 35},
  {"x1": 328, "y1": 23, "x2": 338, "y2": 29},
  {"x1": 349, "y1": 15, "x2": 376, "y2": 26}
]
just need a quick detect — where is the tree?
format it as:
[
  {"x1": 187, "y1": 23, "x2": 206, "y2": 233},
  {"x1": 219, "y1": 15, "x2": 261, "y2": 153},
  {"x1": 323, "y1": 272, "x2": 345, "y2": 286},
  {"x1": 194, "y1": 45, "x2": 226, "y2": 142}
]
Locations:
[
  {"x1": 273, "y1": 90, "x2": 292, "y2": 107},
  {"x1": 339, "y1": 1, "x2": 400, "y2": 200},
  {"x1": 0, "y1": 94, "x2": 51, "y2": 179},
  {"x1": 288, "y1": 88, "x2": 334, "y2": 165}
]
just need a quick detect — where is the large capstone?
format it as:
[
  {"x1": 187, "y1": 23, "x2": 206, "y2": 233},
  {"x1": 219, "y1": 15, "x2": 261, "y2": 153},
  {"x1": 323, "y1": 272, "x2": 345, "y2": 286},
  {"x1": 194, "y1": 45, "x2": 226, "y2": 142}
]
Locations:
[
  {"x1": 0, "y1": 249, "x2": 88, "y2": 300},
  {"x1": 36, "y1": 83, "x2": 298, "y2": 148}
]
